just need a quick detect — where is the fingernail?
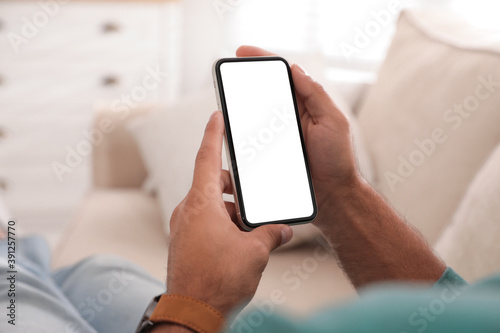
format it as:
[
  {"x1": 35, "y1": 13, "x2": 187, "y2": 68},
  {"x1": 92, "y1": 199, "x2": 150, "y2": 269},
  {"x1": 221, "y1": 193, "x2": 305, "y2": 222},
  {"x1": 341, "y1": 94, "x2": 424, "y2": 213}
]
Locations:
[
  {"x1": 210, "y1": 111, "x2": 219, "y2": 120},
  {"x1": 280, "y1": 226, "x2": 293, "y2": 245},
  {"x1": 294, "y1": 64, "x2": 308, "y2": 76}
]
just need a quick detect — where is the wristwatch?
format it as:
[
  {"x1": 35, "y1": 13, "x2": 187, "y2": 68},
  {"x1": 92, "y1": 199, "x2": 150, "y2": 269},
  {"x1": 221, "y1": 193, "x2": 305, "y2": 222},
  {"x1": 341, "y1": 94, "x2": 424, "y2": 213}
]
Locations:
[
  {"x1": 135, "y1": 294, "x2": 226, "y2": 333},
  {"x1": 136, "y1": 294, "x2": 162, "y2": 333}
]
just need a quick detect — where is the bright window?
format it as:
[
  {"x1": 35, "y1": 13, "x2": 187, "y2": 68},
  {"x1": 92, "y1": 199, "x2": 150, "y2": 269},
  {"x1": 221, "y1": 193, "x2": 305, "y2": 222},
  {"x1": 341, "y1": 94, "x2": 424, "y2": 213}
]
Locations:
[
  {"x1": 227, "y1": 0, "x2": 415, "y2": 68},
  {"x1": 226, "y1": 0, "x2": 500, "y2": 73},
  {"x1": 452, "y1": 0, "x2": 500, "y2": 30}
]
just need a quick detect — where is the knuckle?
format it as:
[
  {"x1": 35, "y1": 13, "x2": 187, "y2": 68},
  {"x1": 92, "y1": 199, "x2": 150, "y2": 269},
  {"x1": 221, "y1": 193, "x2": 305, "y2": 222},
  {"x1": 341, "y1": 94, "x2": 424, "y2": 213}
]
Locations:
[
  {"x1": 183, "y1": 191, "x2": 198, "y2": 209},
  {"x1": 169, "y1": 205, "x2": 182, "y2": 229},
  {"x1": 247, "y1": 236, "x2": 263, "y2": 251},
  {"x1": 252, "y1": 228, "x2": 280, "y2": 256},
  {"x1": 334, "y1": 109, "x2": 351, "y2": 131},
  {"x1": 266, "y1": 227, "x2": 281, "y2": 248},
  {"x1": 312, "y1": 80, "x2": 328, "y2": 96},
  {"x1": 341, "y1": 114, "x2": 351, "y2": 131},
  {"x1": 195, "y1": 147, "x2": 211, "y2": 164},
  {"x1": 171, "y1": 205, "x2": 181, "y2": 219},
  {"x1": 253, "y1": 240, "x2": 269, "y2": 258}
]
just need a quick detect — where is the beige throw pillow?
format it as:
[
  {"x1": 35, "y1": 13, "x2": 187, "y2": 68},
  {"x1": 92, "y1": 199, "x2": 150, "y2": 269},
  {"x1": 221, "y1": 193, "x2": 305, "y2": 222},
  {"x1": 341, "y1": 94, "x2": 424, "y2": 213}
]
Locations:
[
  {"x1": 358, "y1": 9, "x2": 500, "y2": 244},
  {"x1": 435, "y1": 143, "x2": 500, "y2": 281}
]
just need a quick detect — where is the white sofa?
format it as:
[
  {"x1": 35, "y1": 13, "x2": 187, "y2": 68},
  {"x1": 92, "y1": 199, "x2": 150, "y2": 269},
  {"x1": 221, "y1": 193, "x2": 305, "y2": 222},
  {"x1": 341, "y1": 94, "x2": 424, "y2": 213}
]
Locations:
[{"x1": 53, "y1": 8, "x2": 500, "y2": 315}]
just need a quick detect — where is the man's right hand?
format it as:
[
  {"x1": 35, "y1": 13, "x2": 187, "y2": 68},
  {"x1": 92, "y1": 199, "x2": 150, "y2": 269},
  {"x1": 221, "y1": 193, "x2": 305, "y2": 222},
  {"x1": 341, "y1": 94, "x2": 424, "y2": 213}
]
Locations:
[
  {"x1": 236, "y1": 46, "x2": 361, "y2": 233},
  {"x1": 237, "y1": 46, "x2": 446, "y2": 287}
]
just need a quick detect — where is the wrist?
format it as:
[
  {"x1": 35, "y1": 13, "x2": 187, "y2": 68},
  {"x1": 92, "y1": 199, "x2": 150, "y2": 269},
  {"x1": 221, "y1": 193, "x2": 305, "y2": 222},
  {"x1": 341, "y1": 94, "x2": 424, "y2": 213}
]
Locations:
[
  {"x1": 315, "y1": 173, "x2": 367, "y2": 233},
  {"x1": 326, "y1": 172, "x2": 365, "y2": 207}
]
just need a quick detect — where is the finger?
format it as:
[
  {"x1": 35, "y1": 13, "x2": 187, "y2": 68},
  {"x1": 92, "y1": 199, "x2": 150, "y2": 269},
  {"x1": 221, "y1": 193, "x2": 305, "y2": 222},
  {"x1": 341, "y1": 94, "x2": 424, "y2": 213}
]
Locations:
[
  {"x1": 224, "y1": 201, "x2": 237, "y2": 221},
  {"x1": 192, "y1": 111, "x2": 225, "y2": 189},
  {"x1": 251, "y1": 225, "x2": 293, "y2": 252},
  {"x1": 235, "y1": 47, "x2": 333, "y2": 121},
  {"x1": 236, "y1": 47, "x2": 315, "y2": 119},
  {"x1": 221, "y1": 170, "x2": 233, "y2": 194},
  {"x1": 296, "y1": 92, "x2": 307, "y2": 120},
  {"x1": 291, "y1": 64, "x2": 341, "y2": 120},
  {"x1": 236, "y1": 45, "x2": 277, "y2": 57}
]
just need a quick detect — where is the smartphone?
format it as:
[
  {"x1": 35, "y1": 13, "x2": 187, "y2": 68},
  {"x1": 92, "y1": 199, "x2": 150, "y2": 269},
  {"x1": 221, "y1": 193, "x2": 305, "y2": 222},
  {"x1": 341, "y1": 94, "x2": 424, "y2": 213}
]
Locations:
[{"x1": 212, "y1": 56, "x2": 317, "y2": 230}]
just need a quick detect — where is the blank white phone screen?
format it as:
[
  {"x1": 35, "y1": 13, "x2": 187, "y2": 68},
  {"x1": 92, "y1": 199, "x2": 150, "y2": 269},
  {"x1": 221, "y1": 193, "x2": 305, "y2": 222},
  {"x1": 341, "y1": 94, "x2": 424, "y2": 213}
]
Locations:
[{"x1": 220, "y1": 60, "x2": 314, "y2": 225}]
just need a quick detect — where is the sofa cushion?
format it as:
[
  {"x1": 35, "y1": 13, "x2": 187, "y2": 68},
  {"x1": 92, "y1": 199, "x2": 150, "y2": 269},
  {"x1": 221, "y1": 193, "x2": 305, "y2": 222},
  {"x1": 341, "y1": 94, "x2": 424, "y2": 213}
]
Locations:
[
  {"x1": 52, "y1": 190, "x2": 168, "y2": 280},
  {"x1": 435, "y1": 142, "x2": 500, "y2": 281},
  {"x1": 92, "y1": 105, "x2": 152, "y2": 188},
  {"x1": 357, "y1": 9, "x2": 500, "y2": 244},
  {"x1": 127, "y1": 88, "x2": 219, "y2": 235}
]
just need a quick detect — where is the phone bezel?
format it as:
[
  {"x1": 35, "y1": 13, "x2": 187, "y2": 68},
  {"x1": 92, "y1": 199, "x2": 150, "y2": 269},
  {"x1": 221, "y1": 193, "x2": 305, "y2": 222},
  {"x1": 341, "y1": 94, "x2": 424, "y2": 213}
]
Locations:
[{"x1": 213, "y1": 56, "x2": 317, "y2": 230}]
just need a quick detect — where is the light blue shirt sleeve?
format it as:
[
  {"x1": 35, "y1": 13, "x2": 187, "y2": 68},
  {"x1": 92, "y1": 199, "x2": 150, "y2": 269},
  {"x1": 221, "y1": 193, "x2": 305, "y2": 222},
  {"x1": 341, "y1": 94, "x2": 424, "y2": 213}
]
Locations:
[{"x1": 227, "y1": 268, "x2": 500, "y2": 333}]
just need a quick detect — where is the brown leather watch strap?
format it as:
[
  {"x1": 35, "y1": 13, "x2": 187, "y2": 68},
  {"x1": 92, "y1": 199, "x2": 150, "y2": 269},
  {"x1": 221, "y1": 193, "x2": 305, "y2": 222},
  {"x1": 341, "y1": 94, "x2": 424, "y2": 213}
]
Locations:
[{"x1": 150, "y1": 294, "x2": 226, "y2": 333}]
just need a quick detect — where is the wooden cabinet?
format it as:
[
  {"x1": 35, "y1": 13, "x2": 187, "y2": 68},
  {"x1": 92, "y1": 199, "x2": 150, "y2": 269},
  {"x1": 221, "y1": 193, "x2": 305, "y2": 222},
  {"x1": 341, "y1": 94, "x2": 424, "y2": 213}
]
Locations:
[{"x1": 0, "y1": 1, "x2": 179, "y2": 233}]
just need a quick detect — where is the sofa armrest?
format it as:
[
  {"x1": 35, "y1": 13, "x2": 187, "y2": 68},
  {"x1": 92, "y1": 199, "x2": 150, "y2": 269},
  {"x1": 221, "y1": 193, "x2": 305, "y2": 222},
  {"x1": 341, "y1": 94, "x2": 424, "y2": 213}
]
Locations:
[
  {"x1": 92, "y1": 105, "x2": 154, "y2": 188},
  {"x1": 52, "y1": 189, "x2": 168, "y2": 280}
]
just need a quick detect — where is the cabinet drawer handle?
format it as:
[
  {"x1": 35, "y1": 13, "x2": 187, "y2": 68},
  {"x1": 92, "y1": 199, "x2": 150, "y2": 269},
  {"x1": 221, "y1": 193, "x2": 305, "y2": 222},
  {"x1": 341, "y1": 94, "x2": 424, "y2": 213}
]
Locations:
[
  {"x1": 102, "y1": 75, "x2": 119, "y2": 87},
  {"x1": 0, "y1": 178, "x2": 8, "y2": 191},
  {"x1": 102, "y1": 22, "x2": 120, "y2": 34},
  {"x1": 0, "y1": 127, "x2": 7, "y2": 140}
]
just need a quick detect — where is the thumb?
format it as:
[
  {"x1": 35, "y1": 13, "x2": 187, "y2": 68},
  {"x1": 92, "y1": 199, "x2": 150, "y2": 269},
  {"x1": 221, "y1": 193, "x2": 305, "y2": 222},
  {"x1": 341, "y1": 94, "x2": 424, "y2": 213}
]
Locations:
[
  {"x1": 291, "y1": 64, "x2": 340, "y2": 120},
  {"x1": 192, "y1": 111, "x2": 224, "y2": 188},
  {"x1": 251, "y1": 224, "x2": 293, "y2": 252}
]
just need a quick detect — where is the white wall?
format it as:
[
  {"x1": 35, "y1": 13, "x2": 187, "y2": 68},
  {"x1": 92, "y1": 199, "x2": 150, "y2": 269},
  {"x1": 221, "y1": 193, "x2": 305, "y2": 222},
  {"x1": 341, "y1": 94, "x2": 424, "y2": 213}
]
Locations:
[{"x1": 179, "y1": 0, "x2": 232, "y2": 96}]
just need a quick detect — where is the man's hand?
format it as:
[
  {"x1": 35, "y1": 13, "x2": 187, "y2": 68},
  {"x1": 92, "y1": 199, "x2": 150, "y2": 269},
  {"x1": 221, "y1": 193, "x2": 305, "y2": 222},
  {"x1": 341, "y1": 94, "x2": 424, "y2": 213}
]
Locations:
[
  {"x1": 236, "y1": 45, "x2": 359, "y2": 233},
  {"x1": 236, "y1": 46, "x2": 446, "y2": 287},
  {"x1": 165, "y1": 111, "x2": 293, "y2": 318}
]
